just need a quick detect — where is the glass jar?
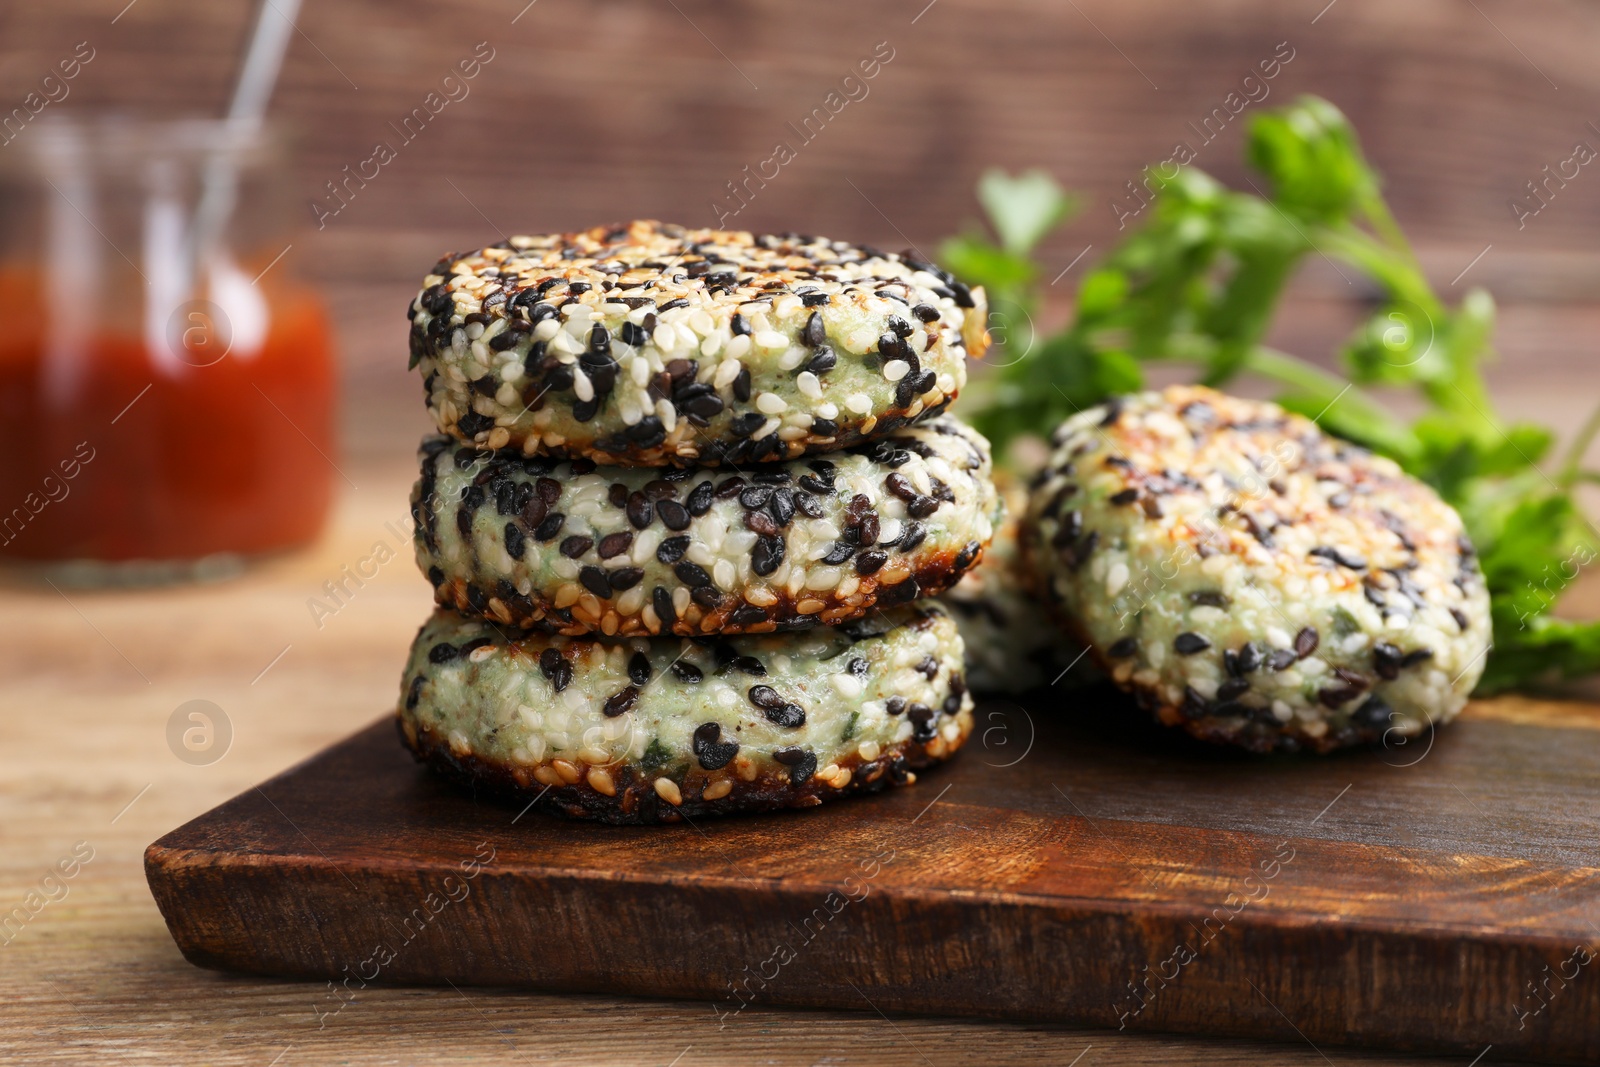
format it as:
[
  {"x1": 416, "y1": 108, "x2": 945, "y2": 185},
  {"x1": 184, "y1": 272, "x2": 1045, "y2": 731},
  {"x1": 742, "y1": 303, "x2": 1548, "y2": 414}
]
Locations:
[{"x1": 0, "y1": 116, "x2": 335, "y2": 583}]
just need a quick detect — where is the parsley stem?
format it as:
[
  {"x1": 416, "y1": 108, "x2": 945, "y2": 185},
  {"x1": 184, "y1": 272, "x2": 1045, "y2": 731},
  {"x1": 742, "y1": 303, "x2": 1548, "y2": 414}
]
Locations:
[{"x1": 1559, "y1": 399, "x2": 1600, "y2": 488}]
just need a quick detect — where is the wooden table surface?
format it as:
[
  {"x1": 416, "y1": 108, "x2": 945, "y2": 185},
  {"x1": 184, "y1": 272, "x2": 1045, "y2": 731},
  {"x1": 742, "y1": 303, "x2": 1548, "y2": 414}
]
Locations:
[{"x1": 0, "y1": 458, "x2": 1585, "y2": 1067}]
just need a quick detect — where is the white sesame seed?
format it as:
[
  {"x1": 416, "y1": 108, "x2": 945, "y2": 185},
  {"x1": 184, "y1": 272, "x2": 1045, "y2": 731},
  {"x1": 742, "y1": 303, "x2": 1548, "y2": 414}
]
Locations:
[
  {"x1": 714, "y1": 359, "x2": 742, "y2": 389},
  {"x1": 882, "y1": 360, "x2": 910, "y2": 382},
  {"x1": 846, "y1": 393, "x2": 872, "y2": 414},
  {"x1": 778, "y1": 346, "x2": 807, "y2": 370},
  {"x1": 754, "y1": 330, "x2": 788, "y2": 350},
  {"x1": 796, "y1": 371, "x2": 822, "y2": 398},
  {"x1": 572, "y1": 369, "x2": 594, "y2": 403}
]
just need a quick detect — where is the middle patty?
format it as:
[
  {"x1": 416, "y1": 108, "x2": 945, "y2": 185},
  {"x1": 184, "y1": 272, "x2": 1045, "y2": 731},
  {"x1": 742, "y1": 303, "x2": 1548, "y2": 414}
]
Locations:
[{"x1": 414, "y1": 414, "x2": 999, "y2": 636}]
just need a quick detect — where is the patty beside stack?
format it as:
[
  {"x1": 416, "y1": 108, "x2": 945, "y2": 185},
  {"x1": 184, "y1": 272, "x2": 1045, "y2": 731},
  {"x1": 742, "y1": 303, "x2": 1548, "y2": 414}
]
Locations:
[
  {"x1": 1021, "y1": 385, "x2": 1491, "y2": 754},
  {"x1": 408, "y1": 220, "x2": 989, "y2": 465},
  {"x1": 396, "y1": 222, "x2": 994, "y2": 821}
]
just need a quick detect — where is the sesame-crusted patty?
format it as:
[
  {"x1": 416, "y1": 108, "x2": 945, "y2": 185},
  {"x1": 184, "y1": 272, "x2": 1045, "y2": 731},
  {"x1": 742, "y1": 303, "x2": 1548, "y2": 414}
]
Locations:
[
  {"x1": 1021, "y1": 385, "x2": 1492, "y2": 754},
  {"x1": 408, "y1": 220, "x2": 988, "y2": 465},
  {"x1": 414, "y1": 415, "x2": 997, "y2": 637},
  {"x1": 396, "y1": 602, "x2": 973, "y2": 824},
  {"x1": 940, "y1": 479, "x2": 1093, "y2": 694}
]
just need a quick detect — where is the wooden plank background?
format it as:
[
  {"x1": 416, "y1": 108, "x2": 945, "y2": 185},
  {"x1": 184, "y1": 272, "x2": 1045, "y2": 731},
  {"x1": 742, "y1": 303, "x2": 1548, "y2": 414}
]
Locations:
[{"x1": 2, "y1": 0, "x2": 1598, "y2": 459}]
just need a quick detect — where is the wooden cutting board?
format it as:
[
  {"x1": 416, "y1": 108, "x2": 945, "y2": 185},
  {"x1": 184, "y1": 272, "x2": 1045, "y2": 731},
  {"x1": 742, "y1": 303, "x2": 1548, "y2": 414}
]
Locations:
[{"x1": 144, "y1": 692, "x2": 1600, "y2": 1064}]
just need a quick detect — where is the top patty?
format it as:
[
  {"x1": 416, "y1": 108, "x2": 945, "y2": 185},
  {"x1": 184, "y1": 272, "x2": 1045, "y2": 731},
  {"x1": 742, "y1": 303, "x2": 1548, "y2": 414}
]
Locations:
[
  {"x1": 408, "y1": 220, "x2": 989, "y2": 465},
  {"x1": 1021, "y1": 385, "x2": 1492, "y2": 753}
]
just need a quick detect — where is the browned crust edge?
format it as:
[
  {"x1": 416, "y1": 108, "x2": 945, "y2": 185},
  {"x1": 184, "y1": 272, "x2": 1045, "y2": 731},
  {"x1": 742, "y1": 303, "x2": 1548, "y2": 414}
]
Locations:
[
  {"x1": 396, "y1": 713, "x2": 965, "y2": 825},
  {"x1": 431, "y1": 541, "x2": 986, "y2": 637}
]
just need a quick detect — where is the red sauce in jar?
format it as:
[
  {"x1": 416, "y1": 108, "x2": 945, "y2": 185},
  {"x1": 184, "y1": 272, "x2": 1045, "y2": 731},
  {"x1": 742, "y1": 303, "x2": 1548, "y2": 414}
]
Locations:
[{"x1": 0, "y1": 268, "x2": 336, "y2": 563}]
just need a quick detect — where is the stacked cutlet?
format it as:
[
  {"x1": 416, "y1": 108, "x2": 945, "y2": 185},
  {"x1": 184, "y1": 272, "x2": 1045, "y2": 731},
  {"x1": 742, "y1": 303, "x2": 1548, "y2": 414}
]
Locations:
[{"x1": 396, "y1": 221, "x2": 998, "y2": 822}]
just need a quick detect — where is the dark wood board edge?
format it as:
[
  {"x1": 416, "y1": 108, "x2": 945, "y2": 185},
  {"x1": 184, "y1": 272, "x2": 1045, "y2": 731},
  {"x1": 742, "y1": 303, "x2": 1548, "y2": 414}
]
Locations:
[{"x1": 146, "y1": 835, "x2": 1600, "y2": 1064}]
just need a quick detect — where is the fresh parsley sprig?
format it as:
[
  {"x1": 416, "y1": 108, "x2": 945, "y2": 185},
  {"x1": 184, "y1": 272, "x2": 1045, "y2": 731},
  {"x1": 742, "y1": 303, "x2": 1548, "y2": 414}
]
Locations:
[{"x1": 945, "y1": 95, "x2": 1600, "y2": 693}]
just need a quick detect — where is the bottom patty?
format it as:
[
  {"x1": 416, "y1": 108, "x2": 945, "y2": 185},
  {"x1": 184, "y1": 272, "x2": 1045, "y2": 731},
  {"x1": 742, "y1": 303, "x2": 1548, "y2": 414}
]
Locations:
[{"x1": 397, "y1": 602, "x2": 972, "y2": 823}]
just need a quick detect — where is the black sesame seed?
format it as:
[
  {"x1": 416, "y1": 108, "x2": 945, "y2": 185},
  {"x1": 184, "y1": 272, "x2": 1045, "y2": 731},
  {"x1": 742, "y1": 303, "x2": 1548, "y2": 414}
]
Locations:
[
  {"x1": 427, "y1": 566, "x2": 445, "y2": 587},
  {"x1": 897, "y1": 522, "x2": 926, "y2": 552},
  {"x1": 848, "y1": 657, "x2": 869, "y2": 678},
  {"x1": 579, "y1": 566, "x2": 613, "y2": 598},
  {"x1": 653, "y1": 586, "x2": 677, "y2": 626},
  {"x1": 768, "y1": 488, "x2": 796, "y2": 527},
  {"x1": 1319, "y1": 685, "x2": 1364, "y2": 709},
  {"x1": 597, "y1": 531, "x2": 633, "y2": 559},
  {"x1": 609, "y1": 567, "x2": 644, "y2": 591},
  {"x1": 732, "y1": 365, "x2": 752, "y2": 402},
  {"x1": 1110, "y1": 488, "x2": 1139, "y2": 506},
  {"x1": 821, "y1": 541, "x2": 856, "y2": 565},
  {"x1": 428, "y1": 643, "x2": 458, "y2": 664},
  {"x1": 560, "y1": 535, "x2": 593, "y2": 558},
  {"x1": 730, "y1": 312, "x2": 750, "y2": 335},
  {"x1": 747, "y1": 685, "x2": 784, "y2": 710},
  {"x1": 729, "y1": 412, "x2": 765, "y2": 437},
  {"x1": 740, "y1": 486, "x2": 772, "y2": 510},
  {"x1": 535, "y1": 512, "x2": 566, "y2": 541},
  {"x1": 1188, "y1": 591, "x2": 1229, "y2": 608},
  {"x1": 657, "y1": 535, "x2": 691, "y2": 563},
  {"x1": 907, "y1": 495, "x2": 940, "y2": 519},
  {"x1": 504, "y1": 522, "x2": 525, "y2": 560},
  {"x1": 686, "y1": 481, "x2": 715, "y2": 515},
  {"x1": 855, "y1": 549, "x2": 887, "y2": 575},
  {"x1": 572, "y1": 397, "x2": 599, "y2": 422},
  {"x1": 675, "y1": 561, "x2": 711, "y2": 587},
  {"x1": 626, "y1": 491, "x2": 654, "y2": 529},
  {"x1": 628, "y1": 653, "x2": 653, "y2": 686},
  {"x1": 1309, "y1": 545, "x2": 1368, "y2": 570},
  {"x1": 1450, "y1": 607, "x2": 1470, "y2": 632},
  {"x1": 1294, "y1": 627, "x2": 1320, "y2": 658},
  {"x1": 1373, "y1": 642, "x2": 1403, "y2": 680},
  {"x1": 1107, "y1": 637, "x2": 1139, "y2": 658},
  {"x1": 811, "y1": 418, "x2": 839, "y2": 437},
  {"x1": 670, "y1": 661, "x2": 703, "y2": 683},
  {"x1": 603, "y1": 686, "x2": 639, "y2": 718},
  {"x1": 1267, "y1": 649, "x2": 1299, "y2": 671},
  {"x1": 765, "y1": 703, "x2": 806, "y2": 729},
  {"x1": 1217, "y1": 678, "x2": 1251, "y2": 702},
  {"x1": 807, "y1": 347, "x2": 837, "y2": 375},
  {"x1": 803, "y1": 311, "x2": 827, "y2": 346},
  {"x1": 1237, "y1": 642, "x2": 1264, "y2": 673},
  {"x1": 683, "y1": 392, "x2": 725, "y2": 420},
  {"x1": 692, "y1": 722, "x2": 738, "y2": 770},
  {"x1": 885, "y1": 472, "x2": 916, "y2": 501},
  {"x1": 728, "y1": 604, "x2": 768, "y2": 627},
  {"x1": 773, "y1": 746, "x2": 816, "y2": 785},
  {"x1": 1400, "y1": 648, "x2": 1434, "y2": 668},
  {"x1": 405, "y1": 674, "x2": 425, "y2": 709},
  {"x1": 911, "y1": 303, "x2": 939, "y2": 322},
  {"x1": 751, "y1": 534, "x2": 786, "y2": 576},
  {"x1": 1174, "y1": 632, "x2": 1212, "y2": 655}
]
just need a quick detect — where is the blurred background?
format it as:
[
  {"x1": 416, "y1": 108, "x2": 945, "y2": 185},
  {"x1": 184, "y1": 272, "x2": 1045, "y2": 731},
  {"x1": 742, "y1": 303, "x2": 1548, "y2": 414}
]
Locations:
[{"x1": 4, "y1": 0, "x2": 1595, "y2": 467}]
